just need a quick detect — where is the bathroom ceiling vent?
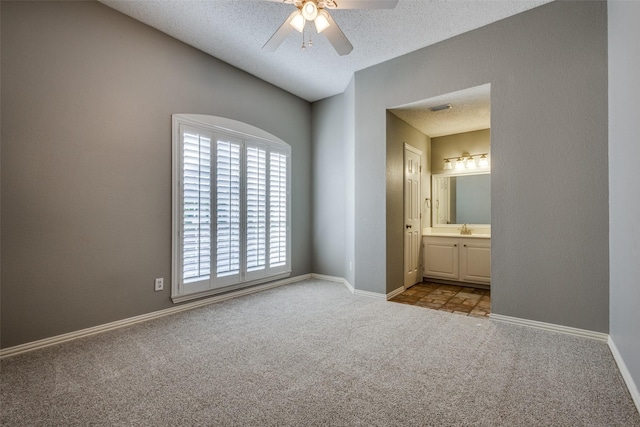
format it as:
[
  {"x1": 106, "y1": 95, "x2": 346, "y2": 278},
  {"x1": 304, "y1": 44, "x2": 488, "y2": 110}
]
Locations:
[{"x1": 430, "y1": 103, "x2": 453, "y2": 112}]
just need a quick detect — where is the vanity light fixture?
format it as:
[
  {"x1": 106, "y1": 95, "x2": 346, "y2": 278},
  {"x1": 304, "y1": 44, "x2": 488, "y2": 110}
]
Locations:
[{"x1": 443, "y1": 152, "x2": 490, "y2": 171}]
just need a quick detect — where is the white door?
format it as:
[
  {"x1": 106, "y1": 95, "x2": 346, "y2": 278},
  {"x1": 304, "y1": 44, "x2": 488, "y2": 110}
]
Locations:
[{"x1": 404, "y1": 144, "x2": 422, "y2": 288}]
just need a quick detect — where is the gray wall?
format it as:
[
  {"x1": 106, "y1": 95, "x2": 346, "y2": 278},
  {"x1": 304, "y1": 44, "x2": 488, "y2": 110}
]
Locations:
[
  {"x1": 385, "y1": 112, "x2": 428, "y2": 291},
  {"x1": 309, "y1": 77, "x2": 358, "y2": 286},
  {"x1": 343, "y1": 79, "x2": 356, "y2": 287},
  {"x1": 354, "y1": 1, "x2": 609, "y2": 332},
  {"x1": 608, "y1": 0, "x2": 640, "y2": 396},
  {"x1": 0, "y1": 1, "x2": 312, "y2": 348},
  {"x1": 311, "y1": 95, "x2": 347, "y2": 277}
]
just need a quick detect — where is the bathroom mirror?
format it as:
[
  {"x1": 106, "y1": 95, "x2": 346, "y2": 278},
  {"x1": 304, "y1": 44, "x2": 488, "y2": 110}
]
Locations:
[{"x1": 432, "y1": 173, "x2": 490, "y2": 226}]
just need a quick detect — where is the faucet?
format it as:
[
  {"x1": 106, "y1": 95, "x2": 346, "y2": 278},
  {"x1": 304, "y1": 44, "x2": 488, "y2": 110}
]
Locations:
[{"x1": 460, "y1": 224, "x2": 472, "y2": 235}]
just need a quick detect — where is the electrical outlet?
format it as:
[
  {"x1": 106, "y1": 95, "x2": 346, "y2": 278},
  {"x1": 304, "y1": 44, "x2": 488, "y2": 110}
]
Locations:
[{"x1": 154, "y1": 278, "x2": 164, "y2": 292}]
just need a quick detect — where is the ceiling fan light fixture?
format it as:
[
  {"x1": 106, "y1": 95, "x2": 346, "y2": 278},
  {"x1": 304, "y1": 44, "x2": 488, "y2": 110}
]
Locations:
[
  {"x1": 290, "y1": 11, "x2": 305, "y2": 33},
  {"x1": 301, "y1": 1, "x2": 319, "y2": 21},
  {"x1": 315, "y1": 10, "x2": 331, "y2": 33}
]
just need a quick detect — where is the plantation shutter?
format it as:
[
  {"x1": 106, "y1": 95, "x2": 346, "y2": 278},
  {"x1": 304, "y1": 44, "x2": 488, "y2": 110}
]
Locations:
[
  {"x1": 269, "y1": 151, "x2": 288, "y2": 269},
  {"x1": 245, "y1": 144, "x2": 267, "y2": 280},
  {"x1": 215, "y1": 137, "x2": 242, "y2": 286},
  {"x1": 181, "y1": 128, "x2": 211, "y2": 284},
  {"x1": 173, "y1": 115, "x2": 290, "y2": 301}
]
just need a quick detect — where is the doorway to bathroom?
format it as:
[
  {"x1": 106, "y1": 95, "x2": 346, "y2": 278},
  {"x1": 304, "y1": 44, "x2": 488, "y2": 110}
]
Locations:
[{"x1": 388, "y1": 84, "x2": 492, "y2": 316}]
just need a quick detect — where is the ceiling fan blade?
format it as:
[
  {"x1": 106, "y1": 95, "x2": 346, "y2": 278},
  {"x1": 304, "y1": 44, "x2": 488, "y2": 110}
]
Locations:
[
  {"x1": 263, "y1": 10, "x2": 299, "y2": 52},
  {"x1": 329, "y1": 0, "x2": 398, "y2": 9},
  {"x1": 322, "y1": 12, "x2": 353, "y2": 56}
]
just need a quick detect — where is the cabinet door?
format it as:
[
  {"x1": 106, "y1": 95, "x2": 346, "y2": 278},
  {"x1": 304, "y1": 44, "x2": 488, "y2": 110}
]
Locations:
[
  {"x1": 460, "y1": 239, "x2": 491, "y2": 284},
  {"x1": 423, "y1": 237, "x2": 459, "y2": 280}
]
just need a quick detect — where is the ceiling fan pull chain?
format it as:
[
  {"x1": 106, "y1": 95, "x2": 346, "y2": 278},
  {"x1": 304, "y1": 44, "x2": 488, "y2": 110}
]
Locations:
[{"x1": 301, "y1": 26, "x2": 306, "y2": 50}]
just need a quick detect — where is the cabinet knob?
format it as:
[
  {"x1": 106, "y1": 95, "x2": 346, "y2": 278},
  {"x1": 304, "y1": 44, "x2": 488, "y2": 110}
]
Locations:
[
  {"x1": 464, "y1": 244, "x2": 467, "y2": 247},
  {"x1": 454, "y1": 244, "x2": 457, "y2": 247},
  {"x1": 406, "y1": 224, "x2": 412, "y2": 229}
]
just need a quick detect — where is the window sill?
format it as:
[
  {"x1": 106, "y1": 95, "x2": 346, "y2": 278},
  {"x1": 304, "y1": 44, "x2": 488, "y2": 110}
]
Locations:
[{"x1": 171, "y1": 271, "x2": 292, "y2": 304}]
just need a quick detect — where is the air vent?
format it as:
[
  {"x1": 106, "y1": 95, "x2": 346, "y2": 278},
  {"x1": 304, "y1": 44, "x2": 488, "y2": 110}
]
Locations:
[{"x1": 430, "y1": 104, "x2": 452, "y2": 112}]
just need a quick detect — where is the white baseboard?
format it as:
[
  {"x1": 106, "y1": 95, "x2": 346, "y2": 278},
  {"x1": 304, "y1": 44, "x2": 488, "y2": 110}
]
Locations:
[
  {"x1": 386, "y1": 286, "x2": 405, "y2": 300},
  {"x1": 490, "y1": 313, "x2": 609, "y2": 342},
  {"x1": 353, "y1": 289, "x2": 387, "y2": 300},
  {"x1": 0, "y1": 273, "x2": 312, "y2": 359},
  {"x1": 608, "y1": 336, "x2": 640, "y2": 414},
  {"x1": 310, "y1": 274, "x2": 399, "y2": 300},
  {"x1": 343, "y1": 279, "x2": 355, "y2": 294},
  {"x1": 310, "y1": 273, "x2": 354, "y2": 294}
]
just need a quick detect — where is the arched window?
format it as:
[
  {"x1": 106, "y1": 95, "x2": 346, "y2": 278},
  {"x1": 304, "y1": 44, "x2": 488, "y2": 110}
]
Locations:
[{"x1": 172, "y1": 114, "x2": 291, "y2": 302}]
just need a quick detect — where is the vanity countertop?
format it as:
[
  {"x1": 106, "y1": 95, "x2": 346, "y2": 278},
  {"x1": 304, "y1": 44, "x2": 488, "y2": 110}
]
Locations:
[{"x1": 422, "y1": 228, "x2": 491, "y2": 239}]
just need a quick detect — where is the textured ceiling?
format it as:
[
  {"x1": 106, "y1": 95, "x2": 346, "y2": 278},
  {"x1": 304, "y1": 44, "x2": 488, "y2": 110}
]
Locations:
[
  {"x1": 99, "y1": 0, "x2": 551, "y2": 103},
  {"x1": 390, "y1": 84, "x2": 491, "y2": 138}
]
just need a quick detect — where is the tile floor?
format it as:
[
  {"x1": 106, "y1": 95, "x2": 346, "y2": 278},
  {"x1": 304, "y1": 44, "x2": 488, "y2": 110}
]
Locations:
[{"x1": 390, "y1": 282, "x2": 491, "y2": 317}]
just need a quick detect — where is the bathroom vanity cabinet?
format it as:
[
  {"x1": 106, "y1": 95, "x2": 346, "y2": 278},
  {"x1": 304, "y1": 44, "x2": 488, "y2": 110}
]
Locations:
[{"x1": 423, "y1": 235, "x2": 491, "y2": 285}]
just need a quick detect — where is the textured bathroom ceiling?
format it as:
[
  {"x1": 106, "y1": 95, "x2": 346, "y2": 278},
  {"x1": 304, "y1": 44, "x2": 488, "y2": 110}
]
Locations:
[
  {"x1": 390, "y1": 84, "x2": 491, "y2": 138},
  {"x1": 99, "y1": 0, "x2": 551, "y2": 103}
]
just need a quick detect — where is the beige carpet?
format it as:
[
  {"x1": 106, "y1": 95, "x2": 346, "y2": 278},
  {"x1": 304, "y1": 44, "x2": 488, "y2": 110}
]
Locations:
[{"x1": 2, "y1": 279, "x2": 639, "y2": 426}]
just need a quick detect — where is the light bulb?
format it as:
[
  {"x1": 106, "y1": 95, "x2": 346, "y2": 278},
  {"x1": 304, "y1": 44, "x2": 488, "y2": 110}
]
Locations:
[
  {"x1": 301, "y1": 1, "x2": 318, "y2": 21},
  {"x1": 478, "y1": 154, "x2": 489, "y2": 168},
  {"x1": 443, "y1": 159, "x2": 453, "y2": 170},
  {"x1": 455, "y1": 158, "x2": 465, "y2": 170},
  {"x1": 290, "y1": 12, "x2": 305, "y2": 32},
  {"x1": 466, "y1": 156, "x2": 476, "y2": 169},
  {"x1": 315, "y1": 10, "x2": 330, "y2": 33}
]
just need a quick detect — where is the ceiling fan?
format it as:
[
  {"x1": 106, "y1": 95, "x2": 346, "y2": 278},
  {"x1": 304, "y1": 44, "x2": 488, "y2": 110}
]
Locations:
[{"x1": 263, "y1": 0, "x2": 399, "y2": 56}]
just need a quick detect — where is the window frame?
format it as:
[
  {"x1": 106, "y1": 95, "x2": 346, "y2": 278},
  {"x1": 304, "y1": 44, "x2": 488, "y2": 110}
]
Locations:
[{"x1": 171, "y1": 114, "x2": 291, "y2": 303}]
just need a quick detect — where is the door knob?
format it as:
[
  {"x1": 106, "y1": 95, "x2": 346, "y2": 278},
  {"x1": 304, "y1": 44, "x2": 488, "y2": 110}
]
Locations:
[{"x1": 406, "y1": 224, "x2": 412, "y2": 229}]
